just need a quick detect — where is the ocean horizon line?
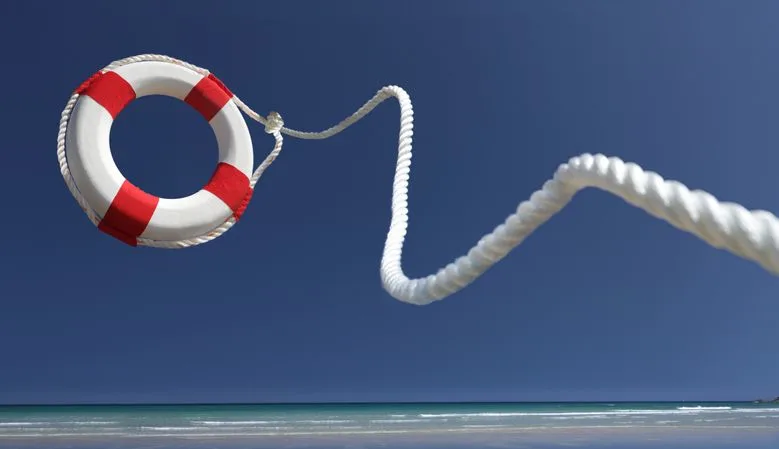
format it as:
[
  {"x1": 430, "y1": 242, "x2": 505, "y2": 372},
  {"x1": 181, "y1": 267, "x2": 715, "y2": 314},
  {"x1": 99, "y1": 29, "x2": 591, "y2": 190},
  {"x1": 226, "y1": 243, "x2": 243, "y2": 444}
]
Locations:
[{"x1": 0, "y1": 399, "x2": 761, "y2": 407}]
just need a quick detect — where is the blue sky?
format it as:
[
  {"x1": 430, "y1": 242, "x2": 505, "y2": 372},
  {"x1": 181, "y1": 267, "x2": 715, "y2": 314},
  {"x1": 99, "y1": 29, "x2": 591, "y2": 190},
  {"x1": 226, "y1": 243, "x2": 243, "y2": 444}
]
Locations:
[{"x1": 1, "y1": 0, "x2": 778, "y2": 404}]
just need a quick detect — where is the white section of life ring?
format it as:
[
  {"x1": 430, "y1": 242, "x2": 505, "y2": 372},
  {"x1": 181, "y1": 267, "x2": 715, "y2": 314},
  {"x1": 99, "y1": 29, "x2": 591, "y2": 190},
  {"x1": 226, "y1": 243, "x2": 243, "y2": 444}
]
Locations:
[
  {"x1": 66, "y1": 96, "x2": 117, "y2": 217},
  {"x1": 59, "y1": 54, "x2": 779, "y2": 306},
  {"x1": 64, "y1": 60, "x2": 256, "y2": 243}
]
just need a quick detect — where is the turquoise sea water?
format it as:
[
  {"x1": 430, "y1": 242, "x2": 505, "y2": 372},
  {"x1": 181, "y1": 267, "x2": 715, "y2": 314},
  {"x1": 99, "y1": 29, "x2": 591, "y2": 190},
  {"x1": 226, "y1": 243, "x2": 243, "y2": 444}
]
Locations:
[{"x1": 0, "y1": 402, "x2": 777, "y2": 448}]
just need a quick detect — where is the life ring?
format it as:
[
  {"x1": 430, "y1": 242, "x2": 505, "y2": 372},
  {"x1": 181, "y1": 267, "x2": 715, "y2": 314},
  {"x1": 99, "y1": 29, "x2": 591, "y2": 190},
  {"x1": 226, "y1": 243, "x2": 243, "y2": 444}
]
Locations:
[{"x1": 64, "y1": 59, "x2": 254, "y2": 246}]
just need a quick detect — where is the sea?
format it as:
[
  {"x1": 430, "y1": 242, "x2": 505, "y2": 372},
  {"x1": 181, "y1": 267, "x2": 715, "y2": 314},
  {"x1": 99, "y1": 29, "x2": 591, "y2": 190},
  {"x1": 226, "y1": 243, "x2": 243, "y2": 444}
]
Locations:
[{"x1": 0, "y1": 402, "x2": 777, "y2": 449}]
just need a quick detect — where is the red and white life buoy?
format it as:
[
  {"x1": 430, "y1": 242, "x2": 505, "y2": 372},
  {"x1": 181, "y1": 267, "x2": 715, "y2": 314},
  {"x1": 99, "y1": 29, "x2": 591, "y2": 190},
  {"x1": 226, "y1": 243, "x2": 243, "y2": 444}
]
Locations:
[{"x1": 64, "y1": 59, "x2": 255, "y2": 246}]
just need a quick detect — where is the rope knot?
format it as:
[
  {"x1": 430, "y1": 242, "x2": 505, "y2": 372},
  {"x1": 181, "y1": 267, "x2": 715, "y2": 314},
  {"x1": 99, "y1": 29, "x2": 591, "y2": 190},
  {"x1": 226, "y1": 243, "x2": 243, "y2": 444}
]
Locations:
[{"x1": 264, "y1": 111, "x2": 284, "y2": 134}]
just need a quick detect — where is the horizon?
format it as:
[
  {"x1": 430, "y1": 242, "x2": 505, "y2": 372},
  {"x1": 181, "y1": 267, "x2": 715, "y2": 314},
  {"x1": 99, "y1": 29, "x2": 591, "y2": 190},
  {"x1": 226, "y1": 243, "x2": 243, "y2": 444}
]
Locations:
[{"x1": 0, "y1": 398, "x2": 770, "y2": 407}]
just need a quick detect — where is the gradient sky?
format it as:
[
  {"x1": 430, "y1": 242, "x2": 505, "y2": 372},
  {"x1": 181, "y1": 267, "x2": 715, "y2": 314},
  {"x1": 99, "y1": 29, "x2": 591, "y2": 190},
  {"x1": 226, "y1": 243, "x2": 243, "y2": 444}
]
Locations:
[{"x1": 1, "y1": 0, "x2": 778, "y2": 404}]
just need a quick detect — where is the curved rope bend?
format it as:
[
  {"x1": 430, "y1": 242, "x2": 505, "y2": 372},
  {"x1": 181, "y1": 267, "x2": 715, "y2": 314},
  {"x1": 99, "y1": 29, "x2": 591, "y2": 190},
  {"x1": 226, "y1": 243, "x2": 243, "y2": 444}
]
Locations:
[
  {"x1": 241, "y1": 81, "x2": 779, "y2": 306},
  {"x1": 59, "y1": 54, "x2": 779, "y2": 305}
]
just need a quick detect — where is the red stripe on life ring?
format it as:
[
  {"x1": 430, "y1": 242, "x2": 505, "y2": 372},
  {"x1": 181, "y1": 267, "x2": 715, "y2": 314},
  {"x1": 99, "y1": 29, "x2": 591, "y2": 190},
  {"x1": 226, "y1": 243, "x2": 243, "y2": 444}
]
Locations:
[
  {"x1": 98, "y1": 181, "x2": 160, "y2": 246},
  {"x1": 233, "y1": 188, "x2": 254, "y2": 221},
  {"x1": 185, "y1": 74, "x2": 232, "y2": 121},
  {"x1": 79, "y1": 71, "x2": 136, "y2": 119},
  {"x1": 203, "y1": 162, "x2": 251, "y2": 219}
]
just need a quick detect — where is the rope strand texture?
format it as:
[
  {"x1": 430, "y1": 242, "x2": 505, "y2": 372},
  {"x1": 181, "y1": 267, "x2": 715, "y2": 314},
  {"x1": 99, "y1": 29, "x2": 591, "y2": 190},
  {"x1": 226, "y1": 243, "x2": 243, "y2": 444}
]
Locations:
[{"x1": 60, "y1": 54, "x2": 779, "y2": 305}]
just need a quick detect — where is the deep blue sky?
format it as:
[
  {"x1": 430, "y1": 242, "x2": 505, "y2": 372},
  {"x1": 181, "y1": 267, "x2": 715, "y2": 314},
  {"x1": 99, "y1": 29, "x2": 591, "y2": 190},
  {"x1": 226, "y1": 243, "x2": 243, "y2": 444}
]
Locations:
[{"x1": 1, "y1": 1, "x2": 778, "y2": 404}]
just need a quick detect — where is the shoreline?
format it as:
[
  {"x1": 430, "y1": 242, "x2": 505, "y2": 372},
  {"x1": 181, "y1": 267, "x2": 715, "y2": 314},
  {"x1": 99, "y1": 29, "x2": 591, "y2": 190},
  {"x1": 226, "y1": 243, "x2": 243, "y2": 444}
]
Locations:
[{"x1": 0, "y1": 424, "x2": 777, "y2": 440}]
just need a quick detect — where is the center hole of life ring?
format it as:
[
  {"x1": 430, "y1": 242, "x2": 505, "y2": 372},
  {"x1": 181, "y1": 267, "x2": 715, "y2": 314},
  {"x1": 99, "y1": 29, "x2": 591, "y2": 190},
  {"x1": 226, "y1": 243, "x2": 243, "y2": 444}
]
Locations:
[
  {"x1": 111, "y1": 95, "x2": 217, "y2": 199},
  {"x1": 66, "y1": 61, "x2": 255, "y2": 246}
]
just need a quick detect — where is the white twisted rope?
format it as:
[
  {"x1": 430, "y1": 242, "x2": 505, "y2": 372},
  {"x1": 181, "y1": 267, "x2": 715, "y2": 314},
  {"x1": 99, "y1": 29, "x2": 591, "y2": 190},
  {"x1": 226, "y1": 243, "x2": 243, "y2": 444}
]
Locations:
[
  {"x1": 60, "y1": 54, "x2": 779, "y2": 305},
  {"x1": 237, "y1": 82, "x2": 779, "y2": 305}
]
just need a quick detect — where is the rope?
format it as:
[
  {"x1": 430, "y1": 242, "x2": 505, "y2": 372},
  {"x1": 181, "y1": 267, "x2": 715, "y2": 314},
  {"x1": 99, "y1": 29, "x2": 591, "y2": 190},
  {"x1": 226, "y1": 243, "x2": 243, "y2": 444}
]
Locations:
[
  {"x1": 59, "y1": 54, "x2": 779, "y2": 306},
  {"x1": 238, "y1": 81, "x2": 779, "y2": 306}
]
